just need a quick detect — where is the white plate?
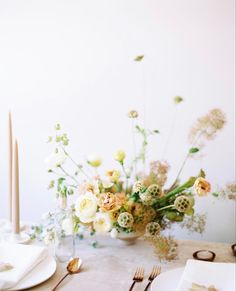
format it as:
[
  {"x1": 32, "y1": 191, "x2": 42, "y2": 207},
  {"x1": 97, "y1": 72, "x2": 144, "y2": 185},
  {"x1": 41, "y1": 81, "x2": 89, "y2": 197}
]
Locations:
[
  {"x1": 151, "y1": 267, "x2": 184, "y2": 291},
  {"x1": 11, "y1": 255, "x2": 57, "y2": 290}
]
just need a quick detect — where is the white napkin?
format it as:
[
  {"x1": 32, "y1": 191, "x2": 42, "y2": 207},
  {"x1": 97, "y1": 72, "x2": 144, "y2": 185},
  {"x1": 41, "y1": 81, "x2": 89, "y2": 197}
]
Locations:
[
  {"x1": 0, "y1": 243, "x2": 47, "y2": 290},
  {"x1": 176, "y1": 259, "x2": 236, "y2": 291}
]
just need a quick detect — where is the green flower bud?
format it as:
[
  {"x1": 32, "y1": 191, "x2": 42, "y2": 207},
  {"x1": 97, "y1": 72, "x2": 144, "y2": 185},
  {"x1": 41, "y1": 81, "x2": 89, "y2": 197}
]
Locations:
[{"x1": 114, "y1": 150, "x2": 126, "y2": 163}]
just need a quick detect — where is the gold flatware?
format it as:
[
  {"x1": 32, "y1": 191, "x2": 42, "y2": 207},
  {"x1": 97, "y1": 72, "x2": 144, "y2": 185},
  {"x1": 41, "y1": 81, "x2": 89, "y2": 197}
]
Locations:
[
  {"x1": 51, "y1": 257, "x2": 82, "y2": 291},
  {"x1": 129, "y1": 267, "x2": 144, "y2": 291},
  {"x1": 144, "y1": 266, "x2": 161, "y2": 291}
]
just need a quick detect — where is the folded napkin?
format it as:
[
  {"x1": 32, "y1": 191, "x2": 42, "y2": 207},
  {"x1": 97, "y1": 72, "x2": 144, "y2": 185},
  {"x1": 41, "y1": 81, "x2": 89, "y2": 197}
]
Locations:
[
  {"x1": 176, "y1": 259, "x2": 235, "y2": 291},
  {"x1": 0, "y1": 243, "x2": 47, "y2": 290}
]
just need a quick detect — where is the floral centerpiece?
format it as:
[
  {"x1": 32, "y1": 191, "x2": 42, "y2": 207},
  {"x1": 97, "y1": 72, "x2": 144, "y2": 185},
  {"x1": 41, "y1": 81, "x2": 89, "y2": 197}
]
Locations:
[
  {"x1": 34, "y1": 101, "x2": 226, "y2": 255},
  {"x1": 29, "y1": 56, "x2": 230, "y2": 260}
]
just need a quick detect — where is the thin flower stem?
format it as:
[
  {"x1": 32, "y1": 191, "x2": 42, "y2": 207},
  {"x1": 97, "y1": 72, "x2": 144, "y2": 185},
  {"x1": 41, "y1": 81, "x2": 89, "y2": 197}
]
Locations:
[
  {"x1": 61, "y1": 147, "x2": 91, "y2": 180},
  {"x1": 131, "y1": 119, "x2": 137, "y2": 177},
  {"x1": 121, "y1": 163, "x2": 129, "y2": 193},
  {"x1": 171, "y1": 128, "x2": 206, "y2": 188},
  {"x1": 51, "y1": 170, "x2": 78, "y2": 188},
  {"x1": 162, "y1": 105, "x2": 178, "y2": 159},
  {"x1": 58, "y1": 165, "x2": 79, "y2": 185},
  {"x1": 156, "y1": 205, "x2": 175, "y2": 212},
  {"x1": 173, "y1": 153, "x2": 190, "y2": 185},
  {"x1": 141, "y1": 62, "x2": 147, "y2": 130}
]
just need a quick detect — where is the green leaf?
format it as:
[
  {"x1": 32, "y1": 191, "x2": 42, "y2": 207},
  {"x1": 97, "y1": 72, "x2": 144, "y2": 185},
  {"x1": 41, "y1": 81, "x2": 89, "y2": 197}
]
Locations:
[
  {"x1": 161, "y1": 176, "x2": 197, "y2": 202},
  {"x1": 198, "y1": 169, "x2": 206, "y2": 178},
  {"x1": 55, "y1": 135, "x2": 61, "y2": 142},
  {"x1": 55, "y1": 123, "x2": 61, "y2": 130},
  {"x1": 134, "y1": 55, "x2": 144, "y2": 62},
  {"x1": 174, "y1": 96, "x2": 184, "y2": 104},
  {"x1": 47, "y1": 136, "x2": 53, "y2": 143},
  {"x1": 68, "y1": 189, "x2": 74, "y2": 195},
  {"x1": 129, "y1": 192, "x2": 140, "y2": 202},
  {"x1": 153, "y1": 130, "x2": 160, "y2": 134},
  {"x1": 48, "y1": 180, "x2": 55, "y2": 189},
  {"x1": 212, "y1": 192, "x2": 219, "y2": 197},
  {"x1": 189, "y1": 147, "x2": 199, "y2": 154},
  {"x1": 58, "y1": 177, "x2": 65, "y2": 185}
]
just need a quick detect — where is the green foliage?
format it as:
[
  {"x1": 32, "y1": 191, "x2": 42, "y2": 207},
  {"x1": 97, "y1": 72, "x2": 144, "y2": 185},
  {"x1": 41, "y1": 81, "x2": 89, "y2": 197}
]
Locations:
[
  {"x1": 129, "y1": 192, "x2": 140, "y2": 202},
  {"x1": 174, "y1": 96, "x2": 184, "y2": 104},
  {"x1": 189, "y1": 147, "x2": 199, "y2": 154},
  {"x1": 55, "y1": 123, "x2": 61, "y2": 130},
  {"x1": 134, "y1": 125, "x2": 159, "y2": 165},
  {"x1": 134, "y1": 55, "x2": 144, "y2": 62},
  {"x1": 198, "y1": 169, "x2": 206, "y2": 178},
  {"x1": 212, "y1": 192, "x2": 219, "y2": 197}
]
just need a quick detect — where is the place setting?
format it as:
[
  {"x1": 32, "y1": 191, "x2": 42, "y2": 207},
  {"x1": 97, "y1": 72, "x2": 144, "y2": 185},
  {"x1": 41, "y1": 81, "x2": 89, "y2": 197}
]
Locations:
[{"x1": 149, "y1": 259, "x2": 236, "y2": 291}]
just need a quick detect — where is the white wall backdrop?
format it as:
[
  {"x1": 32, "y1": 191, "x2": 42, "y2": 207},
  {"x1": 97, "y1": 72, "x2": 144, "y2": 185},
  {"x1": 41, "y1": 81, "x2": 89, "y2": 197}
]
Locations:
[{"x1": 0, "y1": 0, "x2": 235, "y2": 242}]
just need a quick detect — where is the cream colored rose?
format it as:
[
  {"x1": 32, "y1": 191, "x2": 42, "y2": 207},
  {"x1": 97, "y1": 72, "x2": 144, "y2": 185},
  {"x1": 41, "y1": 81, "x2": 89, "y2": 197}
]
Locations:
[
  {"x1": 87, "y1": 154, "x2": 102, "y2": 167},
  {"x1": 75, "y1": 192, "x2": 98, "y2": 223},
  {"x1": 114, "y1": 150, "x2": 126, "y2": 163},
  {"x1": 93, "y1": 213, "x2": 112, "y2": 233},
  {"x1": 194, "y1": 177, "x2": 211, "y2": 197}
]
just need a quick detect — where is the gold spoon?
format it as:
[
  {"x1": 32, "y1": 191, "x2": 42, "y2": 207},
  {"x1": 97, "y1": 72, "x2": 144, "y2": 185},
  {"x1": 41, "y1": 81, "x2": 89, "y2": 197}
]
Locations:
[{"x1": 51, "y1": 257, "x2": 82, "y2": 291}]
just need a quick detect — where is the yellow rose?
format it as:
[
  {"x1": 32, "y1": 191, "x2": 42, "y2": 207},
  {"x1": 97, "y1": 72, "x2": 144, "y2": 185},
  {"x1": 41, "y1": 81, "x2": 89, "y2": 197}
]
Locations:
[
  {"x1": 114, "y1": 150, "x2": 126, "y2": 163},
  {"x1": 194, "y1": 177, "x2": 211, "y2": 196}
]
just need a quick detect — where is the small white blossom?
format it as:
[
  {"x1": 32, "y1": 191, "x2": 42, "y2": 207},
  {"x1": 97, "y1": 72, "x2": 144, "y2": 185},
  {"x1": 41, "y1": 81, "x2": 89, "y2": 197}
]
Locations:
[
  {"x1": 45, "y1": 148, "x2": 67, "y2": 169},
  {"x1": 110, "y1": 228, "x2": 118, "y2": 238},
  {"x1": 93, "y1": 213, "x2": 112, "y2": 233}
]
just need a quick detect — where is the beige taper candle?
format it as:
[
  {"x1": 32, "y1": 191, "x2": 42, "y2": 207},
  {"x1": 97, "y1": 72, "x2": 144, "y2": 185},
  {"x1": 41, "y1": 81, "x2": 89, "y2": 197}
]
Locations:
[
  {"x1": 9, "y1": 112, "x2": 13, "y2": 222},
  {"x1": 12, "y1": 140, "x2": 20, "y2": 234}
]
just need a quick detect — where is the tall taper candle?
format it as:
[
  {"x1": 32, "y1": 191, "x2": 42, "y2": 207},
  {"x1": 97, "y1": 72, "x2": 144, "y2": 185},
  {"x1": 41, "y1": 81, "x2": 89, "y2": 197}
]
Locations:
[
  {"x1": 9, "y1": 112, "x2": 13, "y2": 222},
  {"x1": 12, "y1": 140, "x2": 20, "y2": 234}
]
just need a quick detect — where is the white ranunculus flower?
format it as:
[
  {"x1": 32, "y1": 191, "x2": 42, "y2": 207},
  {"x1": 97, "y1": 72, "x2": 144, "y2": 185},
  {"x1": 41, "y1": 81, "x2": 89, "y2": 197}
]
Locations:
[
  {"x1": 45, "y1": 148, "x2": 67, "y2": 169},
  {"x1": 93, "y1": 213, "x2": 112, "y2": 233},
  {"x1": 61, "y1": 218, "x2": 73, "y2": 235},
  {"x1": 110, "y1": 228, "x2": 118, "y2": 238},
  {"x1": 41, "y1": 212, "x2": 52, "y2": 220},
  {"x1": 43, "y1": 229, "x2": 55, "y2": 245},
  {"x1": 75, "y1": 192, "x2": 98, "y2": 223}
]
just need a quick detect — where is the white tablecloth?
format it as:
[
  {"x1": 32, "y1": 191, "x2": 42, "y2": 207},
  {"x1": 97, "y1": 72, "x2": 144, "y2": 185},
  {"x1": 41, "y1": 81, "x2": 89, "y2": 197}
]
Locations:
[{"x1": 29, "y1": 236, "x2": 235, "y2": 291}]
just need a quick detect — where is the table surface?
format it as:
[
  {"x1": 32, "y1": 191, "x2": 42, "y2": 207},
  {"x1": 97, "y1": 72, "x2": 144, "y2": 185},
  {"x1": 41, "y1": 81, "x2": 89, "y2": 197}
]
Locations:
[{"x1": 28, "y1": 236, "x2": 235, "y2": 291}]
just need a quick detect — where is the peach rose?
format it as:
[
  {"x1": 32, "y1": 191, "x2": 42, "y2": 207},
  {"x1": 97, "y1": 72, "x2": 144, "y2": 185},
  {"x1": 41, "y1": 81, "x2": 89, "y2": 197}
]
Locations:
[{"x1": 194, "y1": 177, "x2": 211, "y2": 196}]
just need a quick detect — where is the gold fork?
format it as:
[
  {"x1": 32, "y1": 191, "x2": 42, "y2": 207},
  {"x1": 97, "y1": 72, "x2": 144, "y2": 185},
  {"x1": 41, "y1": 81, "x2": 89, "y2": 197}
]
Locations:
[
  {"x1": 144, "y1": 266, "x2": 161, "y2": 291},
  {"x1": 129, "y1": 267, "x2": 144, "y2": 291}
]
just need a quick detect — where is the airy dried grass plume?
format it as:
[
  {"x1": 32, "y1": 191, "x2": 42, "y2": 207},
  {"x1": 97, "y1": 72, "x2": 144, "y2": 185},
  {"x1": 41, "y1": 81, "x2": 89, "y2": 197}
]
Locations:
[
  {"x1": 189, "y1": 108, "x2": 226, "y2": 144},
  {"x1": 145, "y1": 235, "x2": 178, "y2": 261},
  {"x1": 180, "y1": 213, "x2": 207, "y2": 234}
]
